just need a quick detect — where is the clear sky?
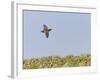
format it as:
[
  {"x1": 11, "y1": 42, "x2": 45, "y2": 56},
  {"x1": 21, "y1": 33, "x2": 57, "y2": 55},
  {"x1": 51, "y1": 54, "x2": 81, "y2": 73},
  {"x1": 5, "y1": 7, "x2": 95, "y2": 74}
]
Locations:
[{"x1": 23, "y1": 10, "x2": 91, "y2": 59}]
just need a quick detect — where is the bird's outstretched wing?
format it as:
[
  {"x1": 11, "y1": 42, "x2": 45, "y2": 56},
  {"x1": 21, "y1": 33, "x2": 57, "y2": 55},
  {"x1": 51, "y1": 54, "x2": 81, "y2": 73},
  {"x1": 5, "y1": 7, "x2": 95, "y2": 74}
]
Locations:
[
  {"x1": 48, "y1": 29, "x2": 52, "y2": 31},
  {"x1": 41, "y1": 30, "x2": 44, "y2": 33}
]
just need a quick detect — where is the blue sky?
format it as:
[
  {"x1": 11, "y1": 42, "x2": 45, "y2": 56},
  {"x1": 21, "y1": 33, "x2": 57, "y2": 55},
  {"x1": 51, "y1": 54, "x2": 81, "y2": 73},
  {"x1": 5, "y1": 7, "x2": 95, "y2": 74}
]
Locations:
[{"x1": 23, "y1": 10, "x2": 91, "y2": 59}]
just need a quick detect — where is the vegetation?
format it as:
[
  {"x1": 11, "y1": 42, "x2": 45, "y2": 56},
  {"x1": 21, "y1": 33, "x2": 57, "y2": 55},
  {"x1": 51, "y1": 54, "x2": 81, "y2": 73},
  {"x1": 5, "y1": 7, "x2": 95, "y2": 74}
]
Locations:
[{"x1": 23, "y1": 54, "x2": 91, "y2": 69}]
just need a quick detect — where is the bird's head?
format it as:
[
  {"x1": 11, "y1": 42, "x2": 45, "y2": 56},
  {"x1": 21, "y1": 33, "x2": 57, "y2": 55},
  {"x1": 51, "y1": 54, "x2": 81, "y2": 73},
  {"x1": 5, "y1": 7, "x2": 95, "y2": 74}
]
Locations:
[{"x1": 43, "y1": 24, "x2": 47, "y2": 27}]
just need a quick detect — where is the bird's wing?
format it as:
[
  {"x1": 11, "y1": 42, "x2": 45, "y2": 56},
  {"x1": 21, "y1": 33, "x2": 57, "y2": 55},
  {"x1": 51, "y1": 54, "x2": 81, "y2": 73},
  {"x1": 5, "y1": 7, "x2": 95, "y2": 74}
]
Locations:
[
  {"x1": 48, "y1": 29, "x2": 52, "y2": 31},
  {"x1": 41, "y1": 30, "x2": 44, "y2": 33}
]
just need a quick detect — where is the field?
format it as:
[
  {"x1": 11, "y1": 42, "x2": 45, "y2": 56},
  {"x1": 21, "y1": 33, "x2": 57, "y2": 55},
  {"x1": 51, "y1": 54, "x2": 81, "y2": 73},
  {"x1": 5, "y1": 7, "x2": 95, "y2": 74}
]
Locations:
[{"x1": 23, "y1": 54, "x2": 91, "y2": 69}]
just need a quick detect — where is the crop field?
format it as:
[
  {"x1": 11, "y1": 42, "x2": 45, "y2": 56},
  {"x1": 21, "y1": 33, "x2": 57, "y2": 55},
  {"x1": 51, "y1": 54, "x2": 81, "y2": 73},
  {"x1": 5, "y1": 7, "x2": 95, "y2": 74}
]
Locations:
[{"x1": 23, "y1": 54, "x2": 91, "y2": 69}]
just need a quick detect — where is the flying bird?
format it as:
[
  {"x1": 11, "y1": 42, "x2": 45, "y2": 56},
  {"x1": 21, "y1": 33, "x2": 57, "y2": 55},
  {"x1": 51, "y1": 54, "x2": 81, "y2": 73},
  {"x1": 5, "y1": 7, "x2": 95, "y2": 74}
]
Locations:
[{"x1": 41, "y1": 24, "x2": 52, "y2": 38}]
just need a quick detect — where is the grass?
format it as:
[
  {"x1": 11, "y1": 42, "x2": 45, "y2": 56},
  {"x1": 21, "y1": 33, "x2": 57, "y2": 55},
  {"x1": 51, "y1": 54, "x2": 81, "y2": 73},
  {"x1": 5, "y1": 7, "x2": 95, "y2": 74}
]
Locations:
[{"x1": 23, "y1": 54, "x2": 91, "y2": 69}]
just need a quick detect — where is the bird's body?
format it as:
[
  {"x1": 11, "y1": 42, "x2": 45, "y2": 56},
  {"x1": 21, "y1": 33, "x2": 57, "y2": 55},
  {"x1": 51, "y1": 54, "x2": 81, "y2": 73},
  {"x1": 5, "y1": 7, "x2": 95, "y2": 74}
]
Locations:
[{"x1": 41, "y1": 24, "x2": 52, "y2": 38}]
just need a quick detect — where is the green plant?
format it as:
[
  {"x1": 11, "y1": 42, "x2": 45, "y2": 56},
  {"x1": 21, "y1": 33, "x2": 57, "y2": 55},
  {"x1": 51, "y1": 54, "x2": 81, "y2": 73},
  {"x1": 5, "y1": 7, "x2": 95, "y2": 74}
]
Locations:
[{"x1": 23, "y1": 54, "x2": 91, "y2": 69}]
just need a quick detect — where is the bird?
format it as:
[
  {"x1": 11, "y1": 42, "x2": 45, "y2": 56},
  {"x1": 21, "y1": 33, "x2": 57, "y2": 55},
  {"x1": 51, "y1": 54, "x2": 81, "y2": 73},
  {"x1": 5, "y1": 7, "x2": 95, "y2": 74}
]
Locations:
[{"x1": 41, "y1": 24, "x2": 52, "y2": 38}]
